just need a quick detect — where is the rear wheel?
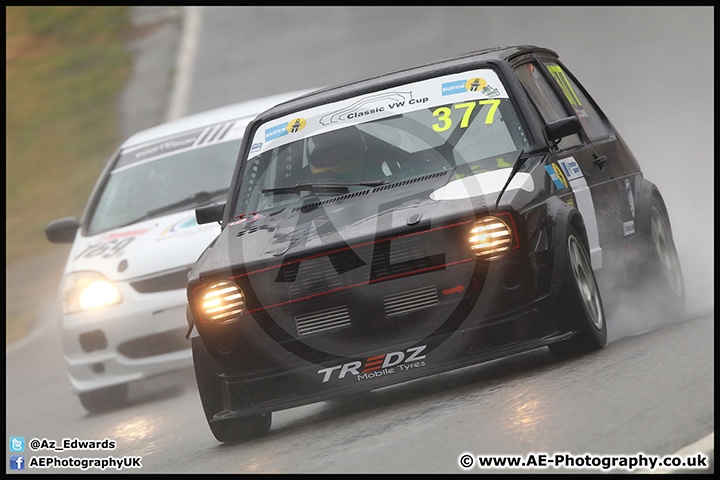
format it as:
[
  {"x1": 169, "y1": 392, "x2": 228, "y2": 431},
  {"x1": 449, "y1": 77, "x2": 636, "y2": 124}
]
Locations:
[
  {"x1": 643, "y1": 200, "x2": 685, "y2": 317},
  {"x1": 548, "y1": 224, "x2": 607, "y2": 360},
  {"x1": 78, "y1": 383, "x2": 128, "y2": 413},
  {"x1": 192, "y1": 336, "x2": 271, "y2": 443}
]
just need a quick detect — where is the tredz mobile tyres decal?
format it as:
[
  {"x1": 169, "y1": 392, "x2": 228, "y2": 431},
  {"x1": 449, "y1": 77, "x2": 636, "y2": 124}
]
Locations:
[{"x1": 317, "y1": 345, "x2": 427, "y2": 382}]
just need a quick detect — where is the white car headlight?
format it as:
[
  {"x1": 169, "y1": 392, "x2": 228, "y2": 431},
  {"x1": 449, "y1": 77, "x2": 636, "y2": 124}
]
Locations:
[{"x1": 62, "y1": 271, "x2": 122, "y2": 314}]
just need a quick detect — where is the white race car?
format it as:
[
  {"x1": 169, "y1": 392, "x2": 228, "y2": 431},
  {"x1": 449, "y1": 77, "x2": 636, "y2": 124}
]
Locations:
[{"x1": 45, "y1": 89, "x2": 317, "y2": 412}]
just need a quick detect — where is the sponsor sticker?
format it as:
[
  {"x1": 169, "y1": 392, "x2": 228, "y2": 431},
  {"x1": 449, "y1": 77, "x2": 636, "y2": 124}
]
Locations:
[
  {"x1": 442, "y1": 77, "x2": 489, "y2": 96},
  {"x1": 264, "y1": 117, "x2": 307, "y2": 141},
  {"x1": 317, "y1": 345, "x2": 427, "y2": 383},
  {"x1": 623, "y1": 220, "x2": 635, "y2": 236},
  {"x1": 319, "y1": 92, "x2": 414, "y2": 126},
  {"x1": 481, "y1": 85, "x2": 501, "y2": 97},
  {"x1": 286, "y1": 117, "x2": 307, "y2": 133},
  {"x1": 464, "y1": 77, "x2": 487, "y2": 92},
  {"x1": 625, "y1": 178, "x2": 635, "y2": 217},
  {"x1": 557, "y1": 156, "x2": 583, "y2": 180},
  {"x1": 130, "y1": 133, "x2": 199, "y2": 163},
  {"x1": 544, "y1": 163, "x2": 568, "y2": 190},
  {"x1": 229, "y1": 213, "x2": 264, "y2": 226},
  {"x1": 160, "y1": 216, "x2": 198, "y2": 236},
  {"x1": 265, "y1": 123, "x2": 290, "y2": 142},
  {"x1": 441, "y1": 80, "x2": 467, "y2": 96}
]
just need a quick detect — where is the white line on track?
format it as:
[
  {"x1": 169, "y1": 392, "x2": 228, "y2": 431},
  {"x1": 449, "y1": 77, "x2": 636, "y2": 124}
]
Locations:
[{"x1": 166, "y1": 6, "x2": 201, "y2": 121}]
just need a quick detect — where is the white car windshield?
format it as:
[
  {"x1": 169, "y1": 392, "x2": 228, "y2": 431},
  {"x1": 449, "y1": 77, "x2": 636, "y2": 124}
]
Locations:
[
  {"x1": 233, "y1": 68, "x2": 529, "y2": 218},
  {"x1": 88, "y1": 139, "x2": 240, "y2": 235}
]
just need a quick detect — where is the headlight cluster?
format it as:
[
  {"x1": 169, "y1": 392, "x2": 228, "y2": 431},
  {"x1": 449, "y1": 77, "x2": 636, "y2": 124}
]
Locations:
[
  {"x1": 199, "y1": 281, "x2": 245, "y2": 325},
  {"x1": 63, "y1": 271, "x2": 121, "y2": 314},
  {"x1": 469, "y1": 216, "x2": 514, "y2": 260}
]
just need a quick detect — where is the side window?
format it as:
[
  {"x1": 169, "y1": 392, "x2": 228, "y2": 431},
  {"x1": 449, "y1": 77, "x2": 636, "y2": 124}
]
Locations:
[
  {"x1": 543, "y1": 61, "x2": 610, "y2": 141},
  {"x1": 513, "y1": 62, "x2": 582, "y2": 149}
]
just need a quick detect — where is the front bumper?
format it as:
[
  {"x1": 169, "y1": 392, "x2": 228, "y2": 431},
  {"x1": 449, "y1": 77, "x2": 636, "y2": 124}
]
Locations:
[
  {"x1": 211, "y1": 291, "x2": 568, "y2": 421},
  {"x1": 62, "y1": 283, "x2": 192, "y2": 393},
  {"x1": 196, "y1": 220, "x2": 564, "y2": 418}
]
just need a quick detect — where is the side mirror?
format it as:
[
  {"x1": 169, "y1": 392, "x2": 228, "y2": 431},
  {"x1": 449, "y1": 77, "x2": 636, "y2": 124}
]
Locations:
[
  {"x1": 45, "y1": 216, "x2": 79, "y2": 243},
  {"x1": 196, "y1": 202, "x2": 225, "y2": 225},
  {"x1": 545, "y1": 116, "x2": 582, "y2": 143}
]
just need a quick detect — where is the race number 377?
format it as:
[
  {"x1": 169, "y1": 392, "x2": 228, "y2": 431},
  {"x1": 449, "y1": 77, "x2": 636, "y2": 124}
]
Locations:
[{"x1": 432, "y1": 99, "x2": 501, "y2": 132}]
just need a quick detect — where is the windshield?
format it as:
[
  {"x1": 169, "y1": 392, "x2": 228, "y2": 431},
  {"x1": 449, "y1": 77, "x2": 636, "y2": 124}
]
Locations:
[
  {"x1": 233, "y1": 68, "x2": 529, "y2": 218},
  {"x1": 87, "y1": 139, "x2": 241, "y2": 235}
]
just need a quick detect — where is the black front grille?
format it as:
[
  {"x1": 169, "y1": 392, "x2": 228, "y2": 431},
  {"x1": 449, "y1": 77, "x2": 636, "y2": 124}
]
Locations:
[
  {"x1": 369, "y1": 234, "x2": 440, "y2": 280},
  {"x1": 117, "y1": 328, "x2": 189, "y2": 359},
  {"x1": 383, "y1": 285, "x2": 439, "y2": 316},
  {"x1": 79, "y1": 330, "x2": 108, "y2": 353},
  {"x1": 278, "y1": 232, "x2": 443, "y2": 301},
  {"x1": 130, "y1": 267, "x2": 191, "y2": 293},
  {"x1": 284, "y1": 256, "x2": 347, "y2": 300},
  {"x1": 295, "y1": 305, "x2": 352, "y2": 336}
]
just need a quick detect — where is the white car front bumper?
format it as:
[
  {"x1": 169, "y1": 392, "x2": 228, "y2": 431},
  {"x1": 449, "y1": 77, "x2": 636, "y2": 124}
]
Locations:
[{"x1": 61, "y1": 282, "x2": 192, "y2": 393}]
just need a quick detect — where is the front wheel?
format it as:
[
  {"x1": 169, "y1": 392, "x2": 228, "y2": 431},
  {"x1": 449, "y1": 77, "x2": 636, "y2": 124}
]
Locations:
[
  {"x1": 548, "y1": 225, "x2": 607, "y2": 360},
  {"x1": 192, "y1": 336, "x2": 271, "y2": 443}
]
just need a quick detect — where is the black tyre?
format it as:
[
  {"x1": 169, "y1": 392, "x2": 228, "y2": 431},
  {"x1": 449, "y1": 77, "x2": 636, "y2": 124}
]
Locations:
[
  {"x1": 548, "y1": 224, "x2": 607, "y2": 360},
  {"x1": 78, "y1": 383, "x2": 128, "y2": 413},
  {"x1": 192, "y1": 336, "x2": 271, "y2": 443},
  {"x1": 641, "y1": 200, "x2": 685, "y2": 318}
]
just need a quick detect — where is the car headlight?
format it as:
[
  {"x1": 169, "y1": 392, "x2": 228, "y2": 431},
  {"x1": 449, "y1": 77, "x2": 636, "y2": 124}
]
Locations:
[
  {"x1": 198, "y1": 281, "x2": 245, "y2": 325},
  {"x1": 469, "y1": 216, "x2": 513, "y2": 260},
  {"x1": 62, "y1": 271, "x2": 122, "y2": 314}
]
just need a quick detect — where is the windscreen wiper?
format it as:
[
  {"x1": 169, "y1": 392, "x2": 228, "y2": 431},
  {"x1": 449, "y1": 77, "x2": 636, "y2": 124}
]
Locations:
[
  {"x1": 262, "y1": 181, "x2": 388, "y2": 196},
  {"x1": 146, "y1": 188, "x2": 230, "y2": 217},
  {"x1": 112, "y1": 188, "x2": 230, "y2": 230}
]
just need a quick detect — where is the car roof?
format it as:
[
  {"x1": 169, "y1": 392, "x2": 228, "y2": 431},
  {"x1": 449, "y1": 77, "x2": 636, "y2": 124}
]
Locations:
[
  {"x1": 253, "y1": 45, "x2": 558, "y2": 124},
  {"x1": 120, "y1": 88, "x2": 319, "y2": 149}
]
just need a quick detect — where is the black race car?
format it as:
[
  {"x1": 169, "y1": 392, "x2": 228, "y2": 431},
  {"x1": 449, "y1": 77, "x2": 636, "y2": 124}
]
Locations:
[{"x1": 187, "y1": 45, "x2": 685, "y2": 442}]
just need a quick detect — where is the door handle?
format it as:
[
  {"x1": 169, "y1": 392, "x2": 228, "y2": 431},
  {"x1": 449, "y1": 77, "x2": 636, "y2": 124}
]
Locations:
[{"x1": 593, "y1": 154, "x2": 607, "y2": 170}]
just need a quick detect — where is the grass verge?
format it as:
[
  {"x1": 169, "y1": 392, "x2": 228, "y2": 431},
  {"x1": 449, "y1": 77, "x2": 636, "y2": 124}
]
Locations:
[{"x1": 6, "y1": 6, "x2": 134, "y2": 343}]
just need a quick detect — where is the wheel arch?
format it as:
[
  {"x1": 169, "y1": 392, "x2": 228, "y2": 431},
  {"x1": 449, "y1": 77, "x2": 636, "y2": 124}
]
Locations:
[
  {"x1": 633, "y1": 176, "x2": 670, "y2": 240},
  {"x1": 628, "y1": 175, "x2": 686, "y2": 316},
  {"x1": 545, "y1": 197, "x2": 588, "y2": 300}
]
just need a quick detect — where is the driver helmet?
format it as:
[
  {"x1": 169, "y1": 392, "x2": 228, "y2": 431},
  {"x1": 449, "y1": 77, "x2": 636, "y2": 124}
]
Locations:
[{"x1": 309, "y1": 127, "x2": 367, "y2": 180}]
